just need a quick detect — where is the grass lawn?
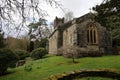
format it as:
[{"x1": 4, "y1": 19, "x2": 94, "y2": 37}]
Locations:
[{"x1": 0, "y1": 55, "x2": 120, "y2": 80}]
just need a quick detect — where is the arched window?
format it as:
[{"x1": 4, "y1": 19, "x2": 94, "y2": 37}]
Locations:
[{"x1": 87, "y1": 23, "x2": 98, "y2": 45}]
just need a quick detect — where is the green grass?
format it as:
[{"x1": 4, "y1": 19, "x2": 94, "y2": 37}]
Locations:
[{"x1": 0, "y1": 55, "x2": 120, "y2": 80}]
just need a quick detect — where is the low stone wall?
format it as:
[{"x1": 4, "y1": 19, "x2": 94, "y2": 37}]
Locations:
[{"x1": 43, "y1": 69, "x2": 120, "y2": 80}]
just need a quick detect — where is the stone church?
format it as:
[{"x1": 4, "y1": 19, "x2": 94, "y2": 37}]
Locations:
[{"x1": 49, "y1": 13, "x2": 112, "y2": 56}]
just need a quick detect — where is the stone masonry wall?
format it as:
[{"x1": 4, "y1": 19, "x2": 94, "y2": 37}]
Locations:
[
  {"x1": 49, "y1": 30, "x2": 59, "y2": 54},
  {"x1": 62, "y1": 23, "x2": 76, "y2": 48},
  {"x1": 49, "y1": 14, "x2": 112, "y2": 55}
]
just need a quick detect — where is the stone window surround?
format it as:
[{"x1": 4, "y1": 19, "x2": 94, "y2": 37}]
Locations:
[{"x1": 87, "y1": 23, "x2": 98, "y2": 45}]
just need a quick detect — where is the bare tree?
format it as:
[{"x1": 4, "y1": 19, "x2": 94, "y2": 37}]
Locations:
[
  {"x1": 0, "y1": 0, "x2": 61, "y2": 21},
  {"x1": 48, "y1": 22, "x2": 54, "y2": 33},
  {"x1": 0, "y1": 0, "x2": 62, "y2": 37},
  {"x1": 64, "y1": 11, "x2": 74, "y2": 22}
]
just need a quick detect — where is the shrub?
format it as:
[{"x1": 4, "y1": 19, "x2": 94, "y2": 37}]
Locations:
[
  {"x1": 112, "y1": 47, "x2": 120, "y2": 55},
  {"x1": 39, "y1": 38, "x2": 48, "y2": 48},
  {"x1": 24, "y1": 63, "x2": 32, "y2": 72},
  {"x1": 30, "y1": 48, "x2": 48, "y2": 60},
  {"x1": 0, "y1": 34, "x2": 5, "y2": 48},
  {"x1": 15, "y1": 50, "x2": 29, "y2": 60},
  {"x1": 0, "y1": 48, "x2": 18, "y2": 75},
  {"x1": 29, "y1": 41, "x2": 34, "y2": 52}
]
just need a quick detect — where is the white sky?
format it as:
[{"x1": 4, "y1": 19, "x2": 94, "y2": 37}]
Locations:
[
  {"x1": 45, "y1": 0, "x2": 103, "y2": 22},
  {"x1": 3, "y1": 0, "x2": 103, "y2": 37}
]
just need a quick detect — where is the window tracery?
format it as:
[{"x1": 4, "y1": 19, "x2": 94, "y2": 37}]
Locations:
[{"x1": 87, "y1": 23, "x2": 98, "y2": 45}]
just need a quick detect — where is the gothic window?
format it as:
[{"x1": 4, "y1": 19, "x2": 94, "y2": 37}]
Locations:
[
  {"x1": 74, "y1": 30, "x2": 77, "y2": 45},
  {"x1": 87, "y1": 23, "x2": 98, "y2": 45},
  {"x1": 77, "y1": 33, "x2": 80, "y2": 45}
]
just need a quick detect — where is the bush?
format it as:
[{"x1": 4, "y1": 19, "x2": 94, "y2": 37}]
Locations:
[
  {"x1": 0, "y1": 33, "x2": 5, "y2": 48},
  {"x1": 39, "y1": 38, "x2": 48, "y2": 48},
  {"x1": 15, "y1": 50, "x2": 29, "y2": 60},
  {"x1": 112, "y1": 47, "x2": 120, "y2": 55},
  {"x1": 30, "y1": 48, "x2": 48, "y2": 60},
  {"x1": 0, "y1": 48, "x2": 18, "y2": 75},
  {"x1": 29, "y1": 41, "x2": 34, "y2": 52},
  {"x1": 24, "y1": 63, "x2": 32, "y2": 72}
]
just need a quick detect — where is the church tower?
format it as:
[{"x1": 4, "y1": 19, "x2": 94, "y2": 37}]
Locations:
[{"x1": 54, "y1": 17, "x2": 64, "y2": 29}]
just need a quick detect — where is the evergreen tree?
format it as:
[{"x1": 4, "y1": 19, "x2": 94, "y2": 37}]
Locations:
[
  {"x1": 28, "y1": 18, "x2": 50, "y2": 40},
  {"x1": 39, "y1": 38, "x2": 48, "y2": 48},
  {"x1": 93, "y1": 0, "x2": 120, "y2": 46},
  {"x1": 29, "y1": 41, "x2": 34, "y2": 52},
  {"x1": 0, "y1": 31, "x2": 5, "y2": 48}
]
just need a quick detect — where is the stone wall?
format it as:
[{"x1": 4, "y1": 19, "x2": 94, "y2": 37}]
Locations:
[
  {"x1": 54, "y1": 17, "x2": 64, "y2": 29},
  {"x1": 49, "y1": 14, "x2": 112, "y2": 55},
  {"x1": 76, "y1": 19, "x2": 112, "y2": 53},
  {"x1": 49, "y1": 30, "x2": 59, "y2": 54},
  {"x1": 63, "y1": 22, "x2": 76, "y2": 48},
  {"x1": 44, "y1": 69, "x2": 120, "y2": 80}
]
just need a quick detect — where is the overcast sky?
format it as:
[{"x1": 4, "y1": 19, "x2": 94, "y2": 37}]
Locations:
[
  {"x1": 3, "y1": 0, "x2": 103, "y2": 37},
  {"x1": 45, "y1": 0, "x2": 103, "y2": 22}
]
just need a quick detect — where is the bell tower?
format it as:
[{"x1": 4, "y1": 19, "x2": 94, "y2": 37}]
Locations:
[{"x1": 54, "y1": 17, "x2": 64, "y2": 29}]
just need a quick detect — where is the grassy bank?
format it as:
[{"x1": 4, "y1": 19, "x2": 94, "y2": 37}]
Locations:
[{"x1": 0, "y1": 55, "x2": 120, "y2": 80}]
